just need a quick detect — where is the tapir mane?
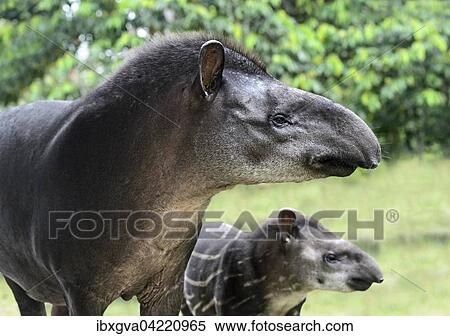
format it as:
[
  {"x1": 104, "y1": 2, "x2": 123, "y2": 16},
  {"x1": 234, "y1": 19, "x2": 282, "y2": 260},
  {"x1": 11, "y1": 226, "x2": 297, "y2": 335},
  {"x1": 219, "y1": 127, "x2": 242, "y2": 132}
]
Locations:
[
  {"x1": 148, "y1": 32, "x2": 265, "y2": 71},
  {"x1": 109, "y1": 32, "x2": 267, "y2": 94},
  {"x1": 257, "y1": 216, "x2": 340, "y2": 241}
]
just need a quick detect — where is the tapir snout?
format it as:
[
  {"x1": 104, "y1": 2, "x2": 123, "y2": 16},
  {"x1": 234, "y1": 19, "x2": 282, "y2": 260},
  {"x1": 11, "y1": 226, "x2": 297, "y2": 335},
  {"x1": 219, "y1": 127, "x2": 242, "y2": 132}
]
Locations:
[
  {"x1": 347, "y1": 253, "x2": 384, "y2": 291},
  {"x1": 288, "y1": 88, "x2": 382, "y2": 177}
]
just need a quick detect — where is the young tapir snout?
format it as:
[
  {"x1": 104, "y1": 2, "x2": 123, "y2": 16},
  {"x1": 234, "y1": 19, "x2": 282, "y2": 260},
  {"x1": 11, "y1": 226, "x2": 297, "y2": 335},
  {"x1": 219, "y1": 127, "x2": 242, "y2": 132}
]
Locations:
[{"x1": 183, "y1": 208, "x2": 383, "y2": 316}]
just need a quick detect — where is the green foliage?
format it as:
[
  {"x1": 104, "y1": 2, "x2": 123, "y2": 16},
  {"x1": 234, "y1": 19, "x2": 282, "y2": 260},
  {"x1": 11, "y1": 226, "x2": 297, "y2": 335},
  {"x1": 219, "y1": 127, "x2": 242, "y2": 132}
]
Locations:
[{"x1": 1, "y1": 0, "x2": 449, "y2": 154}]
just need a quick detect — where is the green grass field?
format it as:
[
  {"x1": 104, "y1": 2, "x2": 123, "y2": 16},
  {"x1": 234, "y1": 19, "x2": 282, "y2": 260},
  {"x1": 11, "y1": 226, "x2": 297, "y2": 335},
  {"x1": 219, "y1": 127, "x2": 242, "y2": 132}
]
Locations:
[{"x1": 1, "y1": 157, "x2": 449, "y2": 315}]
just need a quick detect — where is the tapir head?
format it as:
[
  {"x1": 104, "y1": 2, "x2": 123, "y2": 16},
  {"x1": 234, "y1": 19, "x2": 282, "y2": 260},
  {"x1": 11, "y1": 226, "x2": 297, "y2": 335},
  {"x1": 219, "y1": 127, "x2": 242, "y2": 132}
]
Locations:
[
  {"x1": 191, "y1": 39, "x2": 381, "y2": 185},
  {"x1": 270, "y1": 208, "x2": 384, "y2": 293}
]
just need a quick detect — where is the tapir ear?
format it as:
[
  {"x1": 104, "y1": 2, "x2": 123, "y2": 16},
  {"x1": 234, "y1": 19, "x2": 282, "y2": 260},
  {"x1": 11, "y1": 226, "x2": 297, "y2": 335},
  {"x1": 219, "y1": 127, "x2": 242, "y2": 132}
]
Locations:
[
  {"x1": 199, "y1": 40, "x2": 225, "y2": 99},
  {"x1": 278, "y1": 208, "x2": 297, "y2": 235}
]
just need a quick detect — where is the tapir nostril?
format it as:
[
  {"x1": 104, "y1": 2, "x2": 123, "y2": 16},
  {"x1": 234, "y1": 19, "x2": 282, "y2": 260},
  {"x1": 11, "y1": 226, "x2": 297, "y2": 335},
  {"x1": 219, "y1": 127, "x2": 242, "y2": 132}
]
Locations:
[
  {"x1": 362, "y1": 148, "x2": 381, "y2": 169},
  {"x1": 368, "y1": 160, "x2": 379, "y2": 169},
  {"x1": 357, "y1": 158, "x2": 379, "y2": 170},
  {"x1": 360, "y1": 136, "x2": 382, "y2": 170},
  {"x1": 376, "y1": 277, "x2": 384, "y2": 284}
]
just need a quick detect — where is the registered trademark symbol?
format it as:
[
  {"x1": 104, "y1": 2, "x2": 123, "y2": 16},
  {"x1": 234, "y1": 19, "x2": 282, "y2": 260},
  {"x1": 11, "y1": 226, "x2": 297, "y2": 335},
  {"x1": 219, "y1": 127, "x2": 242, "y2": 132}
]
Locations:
[{"x1": 386, "y1": 209, "x2": 399, "y2": 223}]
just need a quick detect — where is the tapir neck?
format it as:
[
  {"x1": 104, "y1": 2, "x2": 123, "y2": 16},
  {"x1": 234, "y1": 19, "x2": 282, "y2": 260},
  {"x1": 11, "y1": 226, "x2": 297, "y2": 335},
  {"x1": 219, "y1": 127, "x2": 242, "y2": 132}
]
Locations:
[
  {"x1": 243, "y1": 233, "x2": 309, "y2": 315},
  {"x1": 221, "y1": 233, "x2": 306, "y2": 315},
  {"x1": 66, "y1": 85, "x2": 226, "y2": 214}
]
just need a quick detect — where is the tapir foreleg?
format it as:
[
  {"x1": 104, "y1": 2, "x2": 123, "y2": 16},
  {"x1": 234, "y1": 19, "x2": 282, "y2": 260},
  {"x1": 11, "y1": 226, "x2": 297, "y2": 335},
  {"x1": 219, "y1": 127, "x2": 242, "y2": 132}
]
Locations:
[{"x1": 4, "y1": 276, "x2": 47, "y2": 316}]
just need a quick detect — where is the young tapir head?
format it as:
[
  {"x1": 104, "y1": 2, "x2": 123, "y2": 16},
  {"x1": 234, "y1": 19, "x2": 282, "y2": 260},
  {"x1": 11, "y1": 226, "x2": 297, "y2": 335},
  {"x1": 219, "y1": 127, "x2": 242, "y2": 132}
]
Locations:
[
  {"x1": 266, "y1": 208, "x2": 383, "y2": 293},
  {"x1": 187, "y1": 36, "x2": 381, "y2": 185}
]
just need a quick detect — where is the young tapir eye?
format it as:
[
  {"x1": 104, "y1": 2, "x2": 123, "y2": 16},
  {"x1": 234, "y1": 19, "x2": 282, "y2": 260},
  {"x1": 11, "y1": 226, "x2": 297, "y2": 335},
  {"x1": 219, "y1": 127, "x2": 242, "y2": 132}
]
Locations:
[
  {"x1": 270, "y1": 114, "x2": 292, "y2": 128},
  {"x1": 324, "y1": 253, "x2": 338, "y2": 264}
]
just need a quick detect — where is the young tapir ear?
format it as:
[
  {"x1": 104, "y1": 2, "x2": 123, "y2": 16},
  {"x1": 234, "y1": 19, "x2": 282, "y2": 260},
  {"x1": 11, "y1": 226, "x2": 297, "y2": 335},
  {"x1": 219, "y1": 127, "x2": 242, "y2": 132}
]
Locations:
[
  {"x1": 199, "y1": 40, "x2": 225, "y2": 99},
  {"x1": 278, "y1": 208, "x2": 297, "y2": 235}
]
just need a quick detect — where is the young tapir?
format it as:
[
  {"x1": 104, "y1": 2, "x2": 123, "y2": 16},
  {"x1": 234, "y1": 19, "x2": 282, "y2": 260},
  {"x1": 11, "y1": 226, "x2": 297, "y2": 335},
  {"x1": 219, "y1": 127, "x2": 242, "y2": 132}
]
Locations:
[
  {"x1": 0, "y1": 32, "x2": 381, "y2": 315},
  {"x1": 182, "y1": 208, "x2": 383, "y2": 315}
]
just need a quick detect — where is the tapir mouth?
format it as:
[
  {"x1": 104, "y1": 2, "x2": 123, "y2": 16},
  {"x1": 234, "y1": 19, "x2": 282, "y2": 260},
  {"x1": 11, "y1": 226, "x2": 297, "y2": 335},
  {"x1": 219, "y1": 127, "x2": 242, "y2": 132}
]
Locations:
[
  {"x1": 347, "y1": 277, "x2": 373, "y2": 291},
  {"x1": 309, "y1": 154, "x2": 359, "y2": 177}
]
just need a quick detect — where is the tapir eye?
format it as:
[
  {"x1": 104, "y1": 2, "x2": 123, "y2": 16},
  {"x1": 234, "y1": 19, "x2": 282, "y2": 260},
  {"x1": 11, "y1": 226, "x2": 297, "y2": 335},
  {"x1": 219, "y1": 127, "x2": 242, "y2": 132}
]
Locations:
[
  {"x1": 270, "y1": 114, "x2": 291, "y2": 128},
  {"x1": 324, "y1": 253, "x2": 338, "y2": 264}
]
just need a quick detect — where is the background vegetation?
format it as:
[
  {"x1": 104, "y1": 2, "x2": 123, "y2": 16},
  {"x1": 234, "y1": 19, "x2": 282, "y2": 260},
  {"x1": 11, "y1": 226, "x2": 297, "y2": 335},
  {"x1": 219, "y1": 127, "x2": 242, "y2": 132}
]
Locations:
[{"x1": 0, "y1": 0, "x2": 449, "y2": 315}]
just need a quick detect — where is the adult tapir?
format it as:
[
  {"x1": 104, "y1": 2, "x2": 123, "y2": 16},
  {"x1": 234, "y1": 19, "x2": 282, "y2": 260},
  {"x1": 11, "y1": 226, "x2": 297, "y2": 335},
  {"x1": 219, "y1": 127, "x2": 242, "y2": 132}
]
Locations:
[{"x1": 0, "y1": 32, "x2": 380, "y2": 315}]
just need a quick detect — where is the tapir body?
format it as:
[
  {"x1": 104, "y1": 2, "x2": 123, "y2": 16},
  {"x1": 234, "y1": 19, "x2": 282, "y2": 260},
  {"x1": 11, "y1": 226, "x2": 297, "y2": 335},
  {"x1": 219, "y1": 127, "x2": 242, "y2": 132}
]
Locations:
[{"x1": 0, "y1": 33, "x2": 380, "y2": 315}]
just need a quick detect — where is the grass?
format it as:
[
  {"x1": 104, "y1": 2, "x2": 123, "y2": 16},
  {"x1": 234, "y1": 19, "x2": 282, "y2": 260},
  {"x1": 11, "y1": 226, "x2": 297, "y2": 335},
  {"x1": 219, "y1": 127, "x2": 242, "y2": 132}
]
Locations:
[{"x1": 1, "y1": 157, "x2": 449, "y2": 315}]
